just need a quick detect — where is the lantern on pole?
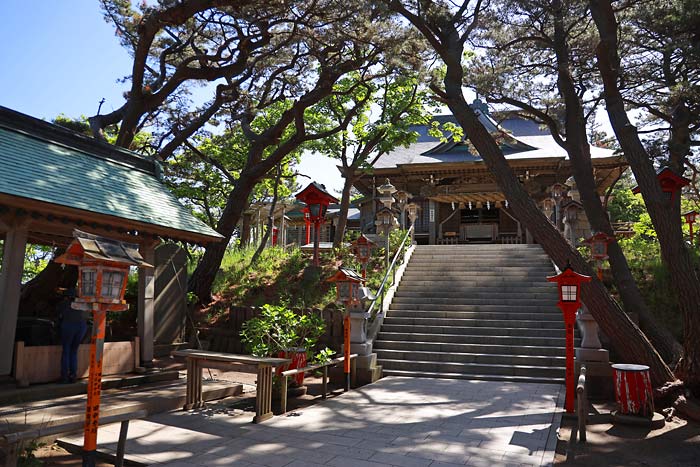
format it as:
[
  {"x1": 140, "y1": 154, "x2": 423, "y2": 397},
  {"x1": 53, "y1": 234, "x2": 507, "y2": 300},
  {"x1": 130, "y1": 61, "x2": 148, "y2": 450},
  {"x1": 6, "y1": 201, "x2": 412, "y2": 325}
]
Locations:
[
  {"x1": 327, "y1": 267, "x2": 364, "y2": 391},
  {"x1": 375, "y1": 206, "x2": 398, "y2": 269},
  {"x1": 683, "y1": 210, "x2": 698, "y2": 246},
  {"x1": 350, "y1": 234, "x2": 375, "y2": 280},
  {"x1": 632, "y1": 167, "x2": 690, "y2": 202},
  {"x1": 547, "y1": 263, "x2": 592, "y2": 413},
  {"x1": 582, "y1": 232, "x2": 615, "y2": 280},
  {"x1": 406, "y1": 202, "x2": 420, "y2": 243},
  {"x1": 542, "y1": 198, "x2": 554, "y2": 222},
  {"x1": 377, "y1": 178, "x2": 397, "y2": 209},
  {"x1": 295, "y1": 182, "x2": 338, "y2": 267},
  {"x1": 54, "y1": 230, "x2": 151, "y2": 467},
  {"x1": 549, "y1": 183, "x2": 568, "y2": 230},
  {"x1": 394, "y1": 190, "x2": 410, "y2": 229}
]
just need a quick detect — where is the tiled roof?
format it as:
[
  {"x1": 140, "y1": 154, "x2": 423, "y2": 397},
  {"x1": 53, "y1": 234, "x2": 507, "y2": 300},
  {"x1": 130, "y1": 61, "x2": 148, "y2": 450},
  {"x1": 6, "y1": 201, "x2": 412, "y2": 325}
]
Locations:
[
  {"x1": 0, "y1": 106, "x2": 222, "y2": 242},
  {"x1": 373, "y1": 108, "x2": 618, "y2": 169}
]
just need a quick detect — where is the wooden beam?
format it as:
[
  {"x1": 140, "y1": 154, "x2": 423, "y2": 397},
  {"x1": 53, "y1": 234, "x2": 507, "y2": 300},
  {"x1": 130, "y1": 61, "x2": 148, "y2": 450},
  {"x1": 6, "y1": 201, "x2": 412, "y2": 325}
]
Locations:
[{"x1": 0, "y1": 193, "x2": 220, "y2": 245}]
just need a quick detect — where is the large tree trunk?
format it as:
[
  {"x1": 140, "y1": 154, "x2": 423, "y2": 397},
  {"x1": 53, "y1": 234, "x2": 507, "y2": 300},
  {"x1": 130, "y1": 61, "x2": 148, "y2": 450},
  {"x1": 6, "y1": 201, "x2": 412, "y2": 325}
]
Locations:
[
  {"x1": 589, "y1": 0, "x2": 700, "y2": 394},
  {"x1": 550, "y1": 0, "x2": 681, "y2": 364},
  {"x1": 333, "y1": 172, "x2": 357, "y2": 248},
  {"x1": 19, "y1": 257, "x2": 78, "y2": 319},
  {"x1": 189, "y1": 174, "x2": 257, "y2": 303},
  {"x1": 397, "y1": 9, "x2": 675, "y2": 387}
]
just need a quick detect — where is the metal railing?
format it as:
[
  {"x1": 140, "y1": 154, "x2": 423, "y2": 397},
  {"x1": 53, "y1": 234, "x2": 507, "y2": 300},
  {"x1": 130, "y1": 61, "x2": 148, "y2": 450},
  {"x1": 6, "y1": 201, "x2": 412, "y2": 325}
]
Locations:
[{"x1": 366, "y1": 225, "x2": 413, "y2": 340}]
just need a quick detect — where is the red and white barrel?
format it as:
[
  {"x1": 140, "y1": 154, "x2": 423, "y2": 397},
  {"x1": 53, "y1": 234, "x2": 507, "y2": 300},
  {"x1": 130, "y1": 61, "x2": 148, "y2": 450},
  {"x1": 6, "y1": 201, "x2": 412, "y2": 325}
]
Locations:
[{"x1": 612, "y1": 363, "x2": 654, "y2": 417}]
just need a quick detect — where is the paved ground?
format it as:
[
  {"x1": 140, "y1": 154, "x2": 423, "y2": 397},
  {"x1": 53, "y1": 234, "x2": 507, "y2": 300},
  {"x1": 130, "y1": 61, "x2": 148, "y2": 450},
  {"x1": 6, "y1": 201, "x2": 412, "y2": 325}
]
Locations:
[{"x1": 60, "y1": 377, "x2": 564, "y2": 467}]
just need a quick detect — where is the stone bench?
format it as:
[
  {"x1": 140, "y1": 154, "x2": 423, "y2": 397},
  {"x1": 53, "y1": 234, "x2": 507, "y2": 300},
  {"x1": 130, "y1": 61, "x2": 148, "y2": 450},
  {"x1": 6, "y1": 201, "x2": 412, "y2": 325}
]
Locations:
[{"x1": 172, "y1": 349, "x2": 290, "y2": 423}]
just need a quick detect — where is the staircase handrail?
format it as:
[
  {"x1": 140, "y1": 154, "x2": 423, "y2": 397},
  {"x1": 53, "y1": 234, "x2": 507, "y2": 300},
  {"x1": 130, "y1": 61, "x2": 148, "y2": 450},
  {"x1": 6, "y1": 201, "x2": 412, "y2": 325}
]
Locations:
[{"x1": 367, "y1": 225, "x2": 413, "y2": 326}]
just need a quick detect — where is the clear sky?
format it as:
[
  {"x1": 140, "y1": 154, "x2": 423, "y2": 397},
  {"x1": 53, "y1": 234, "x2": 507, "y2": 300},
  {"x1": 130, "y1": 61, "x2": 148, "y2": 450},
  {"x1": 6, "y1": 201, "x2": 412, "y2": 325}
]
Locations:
[{"x1": 0, "y1": 0, "x2": 344, "y2": 193}]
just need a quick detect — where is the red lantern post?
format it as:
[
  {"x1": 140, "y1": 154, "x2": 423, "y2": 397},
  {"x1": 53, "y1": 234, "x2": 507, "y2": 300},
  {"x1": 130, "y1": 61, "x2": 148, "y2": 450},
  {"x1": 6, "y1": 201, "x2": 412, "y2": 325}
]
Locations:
[
  {"x1": 302, "y1": 207, "x2": 311, "y2": 245},
  {"x1": 683, "y1": 210, "x2": 698, "y2": 246},
  {"x1": 295, "y1": 183, "x2": 338, "y2": 267},
  {"x1": 547, "y1": 264, "x2": 592, "y2": 413},
  {"x1": 55, "y1": 230, "x2": 151, "y2": 467},
  {"x1": 350, "y1": 234, "x2": 375, "y2": 280},
  {"x1": 327, "y1": 267, "x2": 364, "y2": 391},
  {"x1": 582, "y1": 232, "x2": 615, "y2": 280}
]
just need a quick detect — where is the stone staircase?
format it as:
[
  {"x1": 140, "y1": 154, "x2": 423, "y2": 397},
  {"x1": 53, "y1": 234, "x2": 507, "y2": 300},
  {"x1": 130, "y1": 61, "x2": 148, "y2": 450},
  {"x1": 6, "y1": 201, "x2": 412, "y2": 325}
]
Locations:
[{"x1": 375, "y1": 244, "x2": 569, "y2": 384}]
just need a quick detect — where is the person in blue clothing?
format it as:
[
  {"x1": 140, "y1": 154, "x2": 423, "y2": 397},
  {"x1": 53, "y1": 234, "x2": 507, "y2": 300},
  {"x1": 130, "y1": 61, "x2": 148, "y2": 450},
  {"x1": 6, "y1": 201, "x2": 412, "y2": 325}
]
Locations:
[{"x1": 57, "y1": 288, "x2": 87, "y2": 383}]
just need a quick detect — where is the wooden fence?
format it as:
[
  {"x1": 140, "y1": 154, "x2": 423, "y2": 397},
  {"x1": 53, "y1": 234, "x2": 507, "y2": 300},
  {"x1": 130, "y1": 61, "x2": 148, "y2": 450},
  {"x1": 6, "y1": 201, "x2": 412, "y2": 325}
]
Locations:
[{"x1": 196, "y1": 306, "x2": 345, "y2": 355}]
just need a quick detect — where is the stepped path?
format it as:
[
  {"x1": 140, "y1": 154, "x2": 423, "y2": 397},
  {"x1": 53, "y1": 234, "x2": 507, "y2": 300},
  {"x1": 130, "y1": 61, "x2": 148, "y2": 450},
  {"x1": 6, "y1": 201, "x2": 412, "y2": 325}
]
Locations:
[{"x1": 376, "y1": 244, "x2": 569, "y2": 384}]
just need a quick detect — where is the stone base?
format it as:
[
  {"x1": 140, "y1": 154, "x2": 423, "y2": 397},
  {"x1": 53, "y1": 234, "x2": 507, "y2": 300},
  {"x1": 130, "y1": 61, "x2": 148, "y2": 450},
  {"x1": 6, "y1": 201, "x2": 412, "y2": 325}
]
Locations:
[
  {"x1": 575, "y1": 360, "x2": 614, "y2": 401},
  {"x1": 346, "y1": 342, "x2": 373, "y2": 356},
  {"x1": 355, "y1": 353, "x2": 377, "y2": 370},
  {"x1": 612, "y1": 410, "x2": 665, "y2": 429},
  {"x1": 575, "y1": 347, "x2": 609, "y2": 362}
]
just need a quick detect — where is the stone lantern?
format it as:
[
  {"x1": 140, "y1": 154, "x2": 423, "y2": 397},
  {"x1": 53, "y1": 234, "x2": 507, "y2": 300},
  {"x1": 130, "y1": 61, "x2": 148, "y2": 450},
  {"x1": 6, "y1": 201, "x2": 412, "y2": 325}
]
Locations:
[
  {"x1": 375, "y1": 206, "x2": 398, "y2": 269},
  {"x1": 406, "y1": 202, "x2": 420, "y2": 243},
  {"x1": 55, "y1": 230, "x2": 151, "y2": 467},
  {"x1": 394, "y1": 190, "x2": 410, "y2": 229},
  {"x1": 377, "y1": 178, "x2": 397, "y2": 209}
]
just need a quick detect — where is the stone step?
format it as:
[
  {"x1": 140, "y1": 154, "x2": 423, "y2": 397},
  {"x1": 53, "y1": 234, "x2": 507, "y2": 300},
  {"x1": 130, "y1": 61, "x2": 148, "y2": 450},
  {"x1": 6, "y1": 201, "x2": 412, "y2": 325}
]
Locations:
[
  {"x1": 413, "y1": 245, "x2": 546, "y2": 251},
  {"x1": 374, "y1": 349, "x2": 565, "y2": 367},
  {"x1": 376, "y1": 331, "x2": 578, "y2": 347},
  {"x1": 393, "y1": 291, "x2": 557, "y2": 300},
  {"x1": 382, "y1": 316, "x2": 564, "y2": 329},
  {"x1": 387, "y1": 303, "x2": 558, "y2": 312},
  {"x1": 387, "y1": 310, "x2": 563, "y2": 321},
  {"x1": 399, "y1": 276, "x2": 557, "y2": 284},
  {"x1": 380, "y1": 323, "x2": 566, "y2": 338},
  {"x1": 406, "y1": 261, "x2": 554, "y2": 274},
  {"x1": 407, "y1": 257, "x2": 552, "y2": 264},
  {"x1": 379, "y1": 359, "x2": 565, "y2": 379},
  {"x1": 373, "y1": 339, "x2": 567, "y2": 357},
  {"x1": 391, "y1": 296, "x2": 556, "y2": 306},
  {"x1": 396, "y1": 284, "x2": 557, "y2": 293},
  {"x1": 381, "y1": 369, "x2": 564, "y2": 385}
]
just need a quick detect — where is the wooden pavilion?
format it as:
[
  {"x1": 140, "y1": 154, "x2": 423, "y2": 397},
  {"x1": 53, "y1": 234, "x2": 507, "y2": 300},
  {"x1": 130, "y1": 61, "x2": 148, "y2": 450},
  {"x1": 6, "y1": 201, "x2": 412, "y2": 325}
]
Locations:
[
  {"x1": 0, "y1": 106, "x2": 222, "y2": 378},
  {"x1": 353, "y1": 102, "x2": 627, "y2": 245}
]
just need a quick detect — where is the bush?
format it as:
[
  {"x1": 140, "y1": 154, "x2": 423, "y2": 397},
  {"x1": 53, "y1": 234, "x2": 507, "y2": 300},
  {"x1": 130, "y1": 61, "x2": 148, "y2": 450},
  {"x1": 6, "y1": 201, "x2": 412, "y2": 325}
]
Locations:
[{"x1": 240, "y1": 304, "x2": 325, "y2": 357}]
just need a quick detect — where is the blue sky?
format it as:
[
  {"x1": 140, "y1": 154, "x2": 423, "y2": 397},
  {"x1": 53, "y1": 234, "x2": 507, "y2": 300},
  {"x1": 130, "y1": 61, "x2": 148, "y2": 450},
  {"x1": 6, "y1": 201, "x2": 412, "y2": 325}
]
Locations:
[
  {"x1": 0, "y1": 1, "x2": 133, "y2": 120},
  {"x1": 0, "y1": 2, "x2": 348, "y2": 194}
]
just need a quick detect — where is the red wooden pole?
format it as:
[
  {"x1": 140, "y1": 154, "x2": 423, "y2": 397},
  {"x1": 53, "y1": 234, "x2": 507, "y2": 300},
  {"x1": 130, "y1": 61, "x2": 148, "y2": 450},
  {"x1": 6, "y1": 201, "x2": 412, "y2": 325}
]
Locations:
[
  {"x1": 313, "y1": 221, "x2": 321, "y2": 267},
  {"x1": 564, "y1": 312, "x2": 575, "y2": 413},
  {"x1": 83, "y1": 306, "x2": 107, "y2": 466},
  {"x1": 343, "y1": 314, "x2": 351, "y2": 391},
  {"x1": 690, "y1": 223, "x2": 694, "y2": 246}
]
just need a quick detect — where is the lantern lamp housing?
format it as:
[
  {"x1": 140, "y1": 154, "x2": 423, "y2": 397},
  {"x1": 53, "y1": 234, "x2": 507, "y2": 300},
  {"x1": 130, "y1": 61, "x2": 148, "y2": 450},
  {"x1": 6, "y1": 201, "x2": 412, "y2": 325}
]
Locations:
[
  {"x1": 295, "y1": 182, "x2": 338, "y2": 223},
  {"x1": 54, "y1": 230, "x2": 152, "y2": 312},
  {"x1": 351, "y1": 234, "x2": 375, "y2": 263},
  {"x1": 326, "y1": 267, "x2": 364, "y2": 304},
  {"x1": 632, "y1": 167, "x2": 690, "y2": 202},
  {"x1": 582, "y1": 232, "x2": 615, "y2": 261},
  {"x1": 684, "y1": 210, "x2": 698, "y2": 224},
  {"x1": 547, "y1": 264, "x2": 592, "y2": 308}
]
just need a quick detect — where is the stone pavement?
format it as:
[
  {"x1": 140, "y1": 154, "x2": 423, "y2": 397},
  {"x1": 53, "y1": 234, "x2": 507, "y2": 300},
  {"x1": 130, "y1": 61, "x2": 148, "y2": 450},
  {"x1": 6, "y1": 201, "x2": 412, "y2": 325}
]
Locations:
[{"x1": 60, "y1": 376, "x2": 564, "y2": 466}]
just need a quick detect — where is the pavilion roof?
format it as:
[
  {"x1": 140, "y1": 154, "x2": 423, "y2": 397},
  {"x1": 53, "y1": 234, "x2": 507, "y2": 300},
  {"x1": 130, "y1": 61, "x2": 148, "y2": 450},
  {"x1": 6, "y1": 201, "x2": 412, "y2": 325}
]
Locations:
[{"x1": 0, "y1": 106, "x2": 222, "y2": 244}]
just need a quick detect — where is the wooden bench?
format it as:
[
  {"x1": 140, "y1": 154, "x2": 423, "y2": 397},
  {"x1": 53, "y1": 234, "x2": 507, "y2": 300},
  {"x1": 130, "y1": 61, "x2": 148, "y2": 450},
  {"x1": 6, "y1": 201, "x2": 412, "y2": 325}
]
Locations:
[
  {"x1": 278, "y1": 354, "x2": 357, "y2": 414},
  {"x1": 1, "y1": 409, "x2": 147, "y2": 467},
  {"x1": 172, "y1": 349, "x2": 290, "y2": 423}
]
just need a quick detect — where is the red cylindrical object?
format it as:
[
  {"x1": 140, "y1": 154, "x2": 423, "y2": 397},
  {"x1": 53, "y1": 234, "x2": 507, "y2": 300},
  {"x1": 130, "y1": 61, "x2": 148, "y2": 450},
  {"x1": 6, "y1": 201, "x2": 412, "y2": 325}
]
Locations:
[
  {"x1": 612, "y1": 364, "x2": 654, "y2": 417},
  {"x1": 277, "y1": 348, "x2": 307, "y2": 386}
]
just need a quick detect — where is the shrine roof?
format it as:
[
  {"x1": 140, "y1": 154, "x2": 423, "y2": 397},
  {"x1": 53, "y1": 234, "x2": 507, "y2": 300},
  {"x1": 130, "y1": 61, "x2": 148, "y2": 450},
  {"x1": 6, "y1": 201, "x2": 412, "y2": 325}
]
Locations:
[
  {"x1": 373, "y1": 106, "x2": 619, "y2": 170},
  {"x1": 0, "y1": 106, "x2": 222, "y2": 243}
]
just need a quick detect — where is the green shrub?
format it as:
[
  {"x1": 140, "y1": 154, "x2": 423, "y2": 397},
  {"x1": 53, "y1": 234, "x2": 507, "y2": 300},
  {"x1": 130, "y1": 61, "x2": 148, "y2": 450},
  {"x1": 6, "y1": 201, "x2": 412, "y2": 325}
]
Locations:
[{"x1": 240, "y1": 304, "x2": 325, "y2": 357}]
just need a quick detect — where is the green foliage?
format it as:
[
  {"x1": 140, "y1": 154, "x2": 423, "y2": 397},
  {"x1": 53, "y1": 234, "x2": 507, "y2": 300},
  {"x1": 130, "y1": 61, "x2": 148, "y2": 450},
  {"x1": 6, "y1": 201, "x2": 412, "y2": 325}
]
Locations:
[
  {"x1": 17, "y1": 439, "x2": 44, "y2": 467},
  {"x1": 311, "y1": 347, "x2": 335, "y2": 365},
  {"x1": 240, "y1": 304, "x2": 325, "y2": 357},
  {"x1": 607, "y1": 189, "x2": 647, "y2": 224}
]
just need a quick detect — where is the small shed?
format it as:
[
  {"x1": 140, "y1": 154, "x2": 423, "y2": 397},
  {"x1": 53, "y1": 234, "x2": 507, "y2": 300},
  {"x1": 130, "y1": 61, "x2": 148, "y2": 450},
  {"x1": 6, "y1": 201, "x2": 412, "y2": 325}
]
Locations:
[{"x1": 0, "y1": 106, "x2": 223, "y2": 377}]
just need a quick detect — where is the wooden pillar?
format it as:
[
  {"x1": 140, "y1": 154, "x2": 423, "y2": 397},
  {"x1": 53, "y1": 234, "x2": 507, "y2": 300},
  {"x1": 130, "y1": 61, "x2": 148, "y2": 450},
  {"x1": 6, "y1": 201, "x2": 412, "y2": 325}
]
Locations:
[
  {"x1": 138, "y1": 241, "x2": 157, "y2": 366},
  {"x1": 0, "y1": 226, "x2": 28, "y2": 376}
]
